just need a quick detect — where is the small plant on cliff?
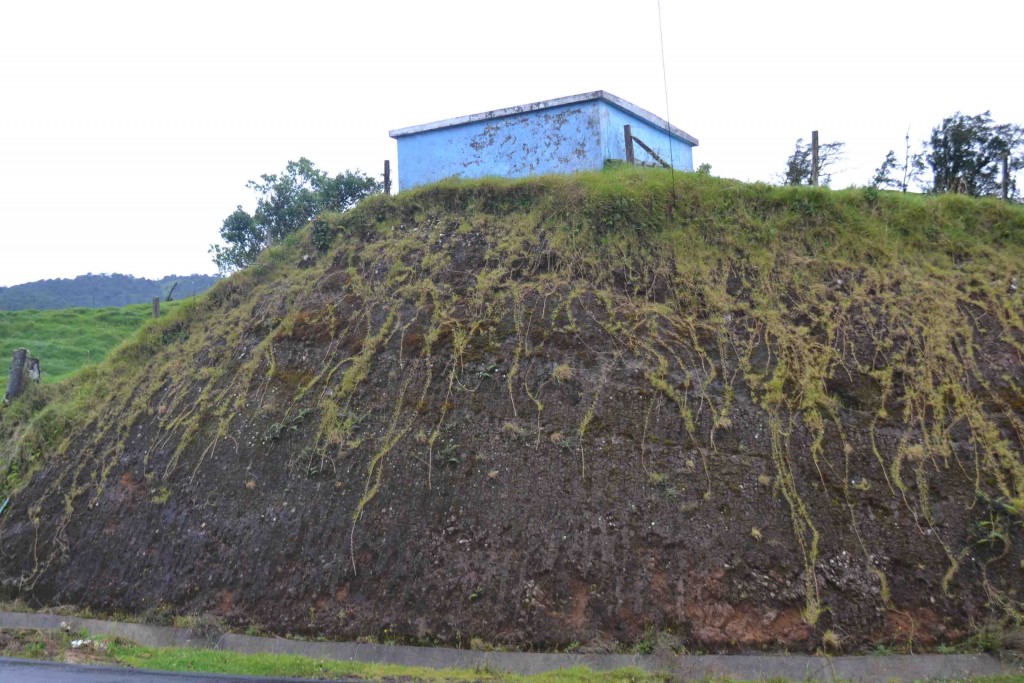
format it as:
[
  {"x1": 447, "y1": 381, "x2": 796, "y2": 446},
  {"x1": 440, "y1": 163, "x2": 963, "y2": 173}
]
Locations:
[{"x1": 551, "y1": 364, "x2": 575, "y2": 383}]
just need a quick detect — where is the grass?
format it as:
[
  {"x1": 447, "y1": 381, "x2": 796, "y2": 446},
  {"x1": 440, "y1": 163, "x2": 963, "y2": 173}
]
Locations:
[
  {"x1": 0, "y1": 627, "x2": 663, "y2": 682},
  {"x1": 0, "y1": 301, "x2": 185, "y2": 383},
  {"x1": 109, "y1": 642, "x2": 660, "y2": 681}
]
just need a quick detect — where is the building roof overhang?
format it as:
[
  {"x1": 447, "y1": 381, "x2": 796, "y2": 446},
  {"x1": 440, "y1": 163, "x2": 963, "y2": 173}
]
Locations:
[{"x1": 389, "y1": 90, "x2": 698, "y2": 146}]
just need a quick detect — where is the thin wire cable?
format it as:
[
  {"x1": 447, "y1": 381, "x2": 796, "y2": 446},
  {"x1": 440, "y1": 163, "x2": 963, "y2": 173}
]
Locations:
[{"x1": 656, "y1": 0, "x2": 677, "y2": 210}]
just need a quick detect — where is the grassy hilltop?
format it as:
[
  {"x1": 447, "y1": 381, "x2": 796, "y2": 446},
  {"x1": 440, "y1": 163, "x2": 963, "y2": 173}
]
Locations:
[{"x1": 1, "y1": 167, "x2": 1022, "y2": 653}]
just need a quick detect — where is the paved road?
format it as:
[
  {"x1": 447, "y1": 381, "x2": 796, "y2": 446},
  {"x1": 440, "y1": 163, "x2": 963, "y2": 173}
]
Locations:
[{"x1": 0, "y1": 657, "x2": 363, "y2": 683}]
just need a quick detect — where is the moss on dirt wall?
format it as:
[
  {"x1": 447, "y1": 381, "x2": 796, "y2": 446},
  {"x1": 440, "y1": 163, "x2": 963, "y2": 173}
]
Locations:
[{"x1": 1, "y1": 168, "x2": 1022, "y2": 651}]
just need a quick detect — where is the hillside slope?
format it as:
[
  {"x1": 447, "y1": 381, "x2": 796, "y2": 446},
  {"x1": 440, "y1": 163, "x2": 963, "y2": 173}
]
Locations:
[{"x1": 1, "y1": 169, "x2": 1022, "y2": 652}]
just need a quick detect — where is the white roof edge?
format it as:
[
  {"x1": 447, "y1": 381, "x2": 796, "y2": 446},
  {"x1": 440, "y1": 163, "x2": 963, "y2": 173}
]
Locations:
[
  {"x1": 598, "y1": 91, "x2": 699, "y2": 146},
  {"x1": 388, "y1": 90, "x2": 699, "y2": 146}
]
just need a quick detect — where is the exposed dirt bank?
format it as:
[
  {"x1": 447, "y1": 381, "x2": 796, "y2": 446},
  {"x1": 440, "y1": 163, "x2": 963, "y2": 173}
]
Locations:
[{"x1": 2, "y1": 170, "x2": 1022, "y2": 653}]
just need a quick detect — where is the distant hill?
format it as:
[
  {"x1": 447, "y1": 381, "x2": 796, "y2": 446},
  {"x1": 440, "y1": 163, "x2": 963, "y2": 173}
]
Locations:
[{"x1": 0, "y1": 273, "x2": 219, "y2": 310}]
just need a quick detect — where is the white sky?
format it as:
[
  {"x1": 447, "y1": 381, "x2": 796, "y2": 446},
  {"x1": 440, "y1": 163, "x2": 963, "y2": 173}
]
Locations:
[{"x1": 1, "y1": 0, "x2": 1021, "y2": 287}]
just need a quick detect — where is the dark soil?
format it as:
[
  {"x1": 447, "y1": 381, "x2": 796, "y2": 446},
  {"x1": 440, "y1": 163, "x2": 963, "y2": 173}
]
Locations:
[{"x1": 1, "y1": 178, "x2": 1022, "y2": 654}]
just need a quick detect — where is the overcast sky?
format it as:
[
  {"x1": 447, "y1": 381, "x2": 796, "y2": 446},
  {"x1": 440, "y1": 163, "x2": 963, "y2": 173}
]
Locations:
[{"x1": 1, "y1": 0, "x2": 1021, "y2": 287}]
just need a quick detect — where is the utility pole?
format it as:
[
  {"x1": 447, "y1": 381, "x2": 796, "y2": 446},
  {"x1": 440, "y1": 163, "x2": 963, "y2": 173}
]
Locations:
[
  {"x1": 1003, "y1": 154, "x2": 1010, "y2": 201},
  {"x1": 811, "y1": 130, "x2": 820, "y2": 187},
  {"x1": 902, "y1": 128, "x2": 911, "y2": 192}
]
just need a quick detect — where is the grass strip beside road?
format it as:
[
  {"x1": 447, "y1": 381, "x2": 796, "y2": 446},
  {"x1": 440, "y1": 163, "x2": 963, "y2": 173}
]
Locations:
[
  {"x1": 1, "y1": 628, "x2": 661, "y2": 682},
  {"x1": 5, "y1": 626, "x2": 1024, "y2": 682}
]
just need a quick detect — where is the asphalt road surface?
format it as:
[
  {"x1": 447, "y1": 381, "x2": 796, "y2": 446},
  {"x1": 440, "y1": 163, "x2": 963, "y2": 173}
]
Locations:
[{"x1": 0, "y1": 657, "x2": 364, "y2": 683}]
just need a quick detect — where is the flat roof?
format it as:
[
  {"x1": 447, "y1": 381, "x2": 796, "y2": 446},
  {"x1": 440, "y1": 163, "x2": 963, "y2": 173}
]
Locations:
[{"x1": 388, "y1": 90, "x2": 698, "y2": 146}]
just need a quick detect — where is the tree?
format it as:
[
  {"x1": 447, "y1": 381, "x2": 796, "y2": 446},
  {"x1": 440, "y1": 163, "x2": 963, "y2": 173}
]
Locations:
[
  {"x1": 209, "y1": 207, "x2": 264, "y2": 275},
  {"x1": 870, "y1": 130, "x2": 925, "y2": 193},
  {"x1": 319, "y1": 170, "x2": 382, "y2": 213},
  {"x1": 781, "y1": 137, "x2": 845, "y2": 186},
  {"x1": 871, "y1": 150, "x2": 902, "y2": 190},
  {"x1": 923, "y1": 112, "x2": 1023, "y2": 197},
  {"x1": 210, "y1": 159, "x2": 381, "y2": 274},
  {"x1": 248, "y1": 158, "x2": 327, "y2": 244}
]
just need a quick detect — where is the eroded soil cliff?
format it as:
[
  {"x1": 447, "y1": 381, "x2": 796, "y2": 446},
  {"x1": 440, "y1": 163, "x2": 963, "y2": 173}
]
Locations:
[{"x1": 2, "y1": 170, "x2": 1022, "y2": 652}]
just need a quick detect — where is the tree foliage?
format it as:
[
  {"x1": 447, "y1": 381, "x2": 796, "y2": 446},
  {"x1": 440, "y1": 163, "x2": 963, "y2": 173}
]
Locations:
[
  {"x1": 871, "y1": 150, "x2": 903, "y2": 191},
  {"x1": 209, "y1": 208, "x2": 263, "y2": 277},
  {"x1": 923, "y1": 112, "x2": 1023, "y2": 198},
  {"x1": 870, "y1": 137, "x2": 925, "y2": 193},
  {"x1": 781, "y1": 137, "x2": 845, "y2": 186},
  {"x1": 210, "y1": 159, "x2": 381, "y2": 274}
]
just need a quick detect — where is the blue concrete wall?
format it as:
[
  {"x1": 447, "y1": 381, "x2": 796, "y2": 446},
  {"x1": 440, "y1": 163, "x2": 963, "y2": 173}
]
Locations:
[
  {"x1": 599, "y1": 101, "x2": 694, "y2": 172},
  {"x1": 396, "y1": 101, "x2": 605, "y2": 190},
  {"x1": 394, "y1": 97, "x2": 695, "y2": 190}
]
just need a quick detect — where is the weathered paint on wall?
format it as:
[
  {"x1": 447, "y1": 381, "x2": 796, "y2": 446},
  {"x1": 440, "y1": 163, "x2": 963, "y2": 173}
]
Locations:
[
  {"x1": 391, "y1": 91, "x2": 697, "y2": 191},
  {"x1": 395, "y1": 101, "x2": 605, "y2": 190}
]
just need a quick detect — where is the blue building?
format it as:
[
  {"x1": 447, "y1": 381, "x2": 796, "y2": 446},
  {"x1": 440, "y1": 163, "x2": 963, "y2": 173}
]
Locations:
[{"x1": 389, "y1": 91, "x2": 698, "y2": 191}]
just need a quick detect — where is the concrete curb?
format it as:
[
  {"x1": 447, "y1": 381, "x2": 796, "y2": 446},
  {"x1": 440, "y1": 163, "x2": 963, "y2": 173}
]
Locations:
[{"x1": 0, "y1": 610, "x2": 1019, "y2": 681}]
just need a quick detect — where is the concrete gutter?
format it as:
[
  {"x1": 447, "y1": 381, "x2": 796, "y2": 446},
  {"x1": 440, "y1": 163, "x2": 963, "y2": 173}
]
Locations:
[{"x1": 0, "y1": 610, "x2": 1019, "y2": 681}]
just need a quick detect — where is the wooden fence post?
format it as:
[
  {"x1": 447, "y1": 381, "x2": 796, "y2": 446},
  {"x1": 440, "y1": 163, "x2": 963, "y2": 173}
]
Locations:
[
  {"x1": 811, "y1": 130, "x2": 819, "y2": 187},
  {"x1": 624, "y1": 125, "x2": 635, "y2": 165},
  {"x1": 384, "y1": 160, "x2": 392, "y2": 196},
  {"x1": 5, "y1": 348, "x2": 28, "y2": 405},
  {"x1": 152, "y1": 296, "x2": 160, "y2": 318}
]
